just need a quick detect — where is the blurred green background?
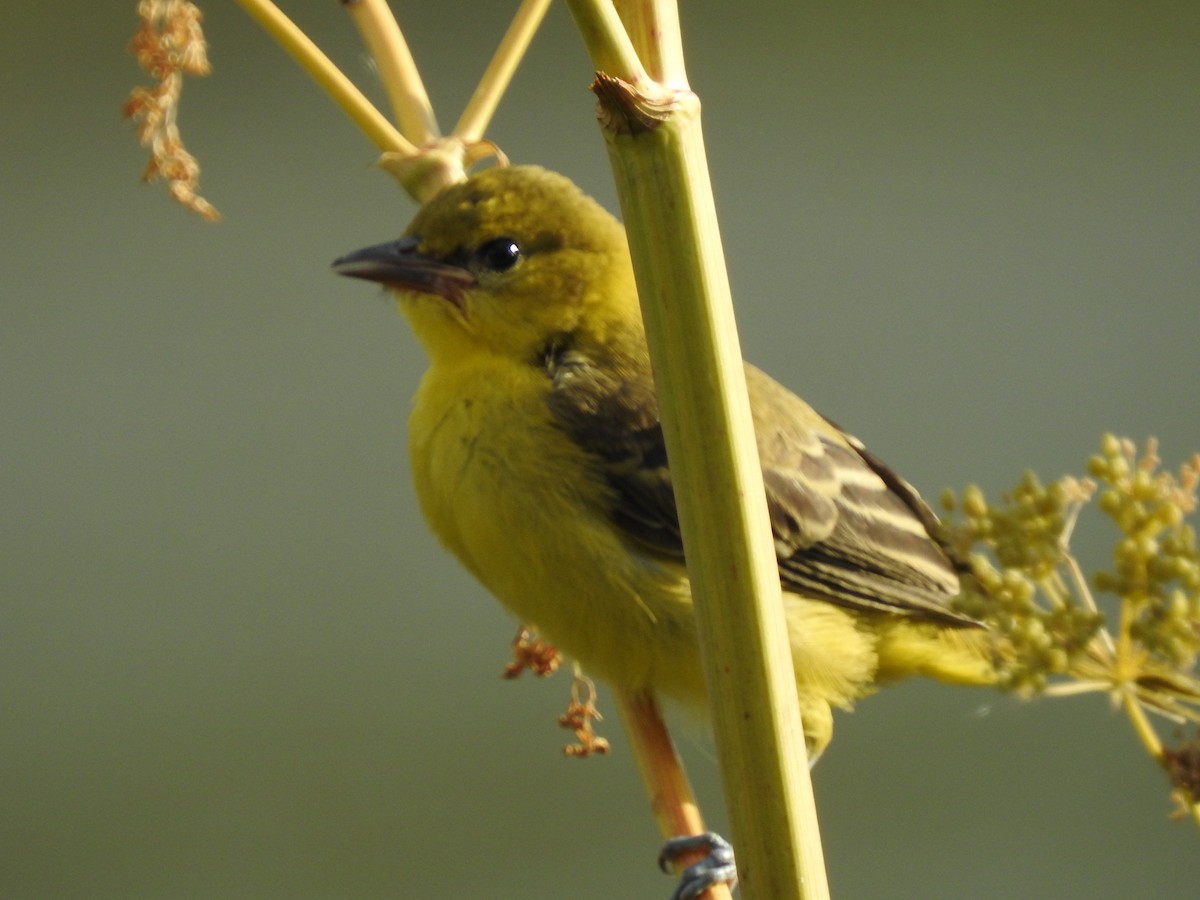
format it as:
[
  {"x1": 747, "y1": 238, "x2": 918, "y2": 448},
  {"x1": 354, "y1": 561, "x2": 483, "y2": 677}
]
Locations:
[{"x1": 3, "y1": 2, "x2": 1199, "y2": 897}]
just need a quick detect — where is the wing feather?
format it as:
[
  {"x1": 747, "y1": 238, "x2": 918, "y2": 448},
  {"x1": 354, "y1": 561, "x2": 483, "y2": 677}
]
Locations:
[{"x1": 544, "y1": 344, "x2": 977, "y2": 628}]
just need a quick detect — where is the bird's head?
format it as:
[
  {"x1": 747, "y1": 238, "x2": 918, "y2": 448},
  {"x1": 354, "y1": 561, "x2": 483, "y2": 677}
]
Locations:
[{"x1": 333, "y1": 165, "x2": 642, "y2": 367}]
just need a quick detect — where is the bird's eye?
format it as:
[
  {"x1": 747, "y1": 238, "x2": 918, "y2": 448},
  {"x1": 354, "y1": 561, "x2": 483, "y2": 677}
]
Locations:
[{"x1": 473, "y1": 237, "x2": 522, "y2": 273}]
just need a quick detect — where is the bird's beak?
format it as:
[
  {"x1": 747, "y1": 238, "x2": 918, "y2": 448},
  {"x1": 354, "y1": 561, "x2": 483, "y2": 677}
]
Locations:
[{"x1": 332, "y1": 236, "x2": 475, "y2": 310}]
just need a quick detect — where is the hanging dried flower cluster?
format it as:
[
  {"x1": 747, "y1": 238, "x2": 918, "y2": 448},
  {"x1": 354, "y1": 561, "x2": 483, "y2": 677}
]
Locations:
[{"x1": 124, "y1": 0, "x2": 219, "y2": 220}]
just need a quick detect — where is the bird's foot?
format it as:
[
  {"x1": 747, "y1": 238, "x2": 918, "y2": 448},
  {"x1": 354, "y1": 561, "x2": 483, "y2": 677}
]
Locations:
[{"x1": 659, "y1": 832, "x2": 737, "y2": 900}]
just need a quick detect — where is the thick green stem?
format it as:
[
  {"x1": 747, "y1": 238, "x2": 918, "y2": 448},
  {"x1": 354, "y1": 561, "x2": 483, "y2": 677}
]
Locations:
[{"x1": 566, "y1": 3, "x2": 829, "y2": 898}]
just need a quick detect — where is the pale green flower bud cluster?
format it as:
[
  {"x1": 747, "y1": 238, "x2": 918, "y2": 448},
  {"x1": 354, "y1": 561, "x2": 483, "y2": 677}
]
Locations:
[
  {"x1": 1089, "y1": 434, "x2": 1200, "y2": 671},
  {"x1": 941, "y1": 472, "x2": 1102, "y2": 693},
  {"x1": 942, "y1": 436, "x2": 1200, "y2": 820}
]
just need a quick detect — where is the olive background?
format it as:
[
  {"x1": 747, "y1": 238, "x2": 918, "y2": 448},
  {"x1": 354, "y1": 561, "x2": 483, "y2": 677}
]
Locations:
[{"x1": 3, "y1": 3, "x2": 1199, "y2": 897}]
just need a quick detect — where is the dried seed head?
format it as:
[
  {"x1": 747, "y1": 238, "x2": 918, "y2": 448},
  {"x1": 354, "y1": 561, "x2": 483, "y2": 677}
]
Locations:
[{"x1": 125, "y1": 0, "x2": 218, "y2": 220}]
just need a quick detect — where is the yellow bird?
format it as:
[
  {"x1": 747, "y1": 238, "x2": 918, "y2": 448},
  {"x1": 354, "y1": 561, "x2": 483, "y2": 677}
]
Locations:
[{"x1": 333, "y1": 165, "x2": 995, "y2": 759}]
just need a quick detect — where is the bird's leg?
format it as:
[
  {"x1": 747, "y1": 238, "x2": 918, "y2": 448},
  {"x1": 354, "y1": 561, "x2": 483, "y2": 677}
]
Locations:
[{"x1": 614, "y1": 690, "x2": 735, "y2": 900}]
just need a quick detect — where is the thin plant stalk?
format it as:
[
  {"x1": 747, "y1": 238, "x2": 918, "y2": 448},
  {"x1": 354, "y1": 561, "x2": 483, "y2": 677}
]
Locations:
[
  {"x1": 612, "y1": 0, "x2": 687, "y2": 87},
  {"x1": 453, "y1": 0, "x2": 555, "y2": 142},
  {"x1": 342, "y1": 0, "x2": 440, "y2": 145},
  {"x1": 230, "y1": 0, "x2": 412, "y2": 155},
  {"x1": 1123, "y1": 688, "x2": 1200, "y2": 828},
  {"x1": 567, "y1": 0, "x2": 657, "y2": 94}
]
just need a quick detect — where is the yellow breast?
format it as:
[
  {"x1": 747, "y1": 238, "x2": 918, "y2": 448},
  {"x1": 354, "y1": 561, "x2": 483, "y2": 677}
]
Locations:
[{"x1": 406, "y1": 354, "x2": 706, "y2": 703}]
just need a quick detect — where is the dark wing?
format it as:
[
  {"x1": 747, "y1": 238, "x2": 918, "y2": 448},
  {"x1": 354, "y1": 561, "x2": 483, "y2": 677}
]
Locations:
[
  {"x1": 545, "y1": 346, "x2": 976, "y2": 628},
  {"x1": 543, "y1": 342, "x2": 682, "y2": 555}
]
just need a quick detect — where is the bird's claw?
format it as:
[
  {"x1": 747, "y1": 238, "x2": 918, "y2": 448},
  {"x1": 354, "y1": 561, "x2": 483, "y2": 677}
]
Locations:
[{"x1": 659, "y1": 832, "x2": 737, "y2": 900}]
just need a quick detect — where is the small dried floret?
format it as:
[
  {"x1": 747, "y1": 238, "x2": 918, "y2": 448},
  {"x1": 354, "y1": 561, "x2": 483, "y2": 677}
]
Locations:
[
  {"x1": 503, "y1": 626, "x2": 562, "y2": 679},
  {"x1": 558, "y1": 672, "x2": 610, "y2": 757},
  {"x1": 1163, "y1": 730, "x2": 1200, "y2": 808}
]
